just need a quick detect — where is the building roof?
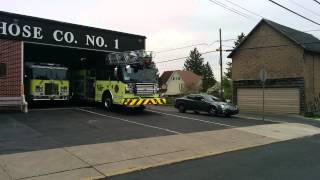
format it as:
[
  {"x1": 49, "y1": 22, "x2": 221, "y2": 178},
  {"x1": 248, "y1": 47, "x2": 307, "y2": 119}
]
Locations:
[
  {"x1": 160, "y1": 70, "x2": 202, "y2": 86},
  {"x1": 228, "y1": 19, "x2": 320, "y2": 58},
  {"x1": 159, "y1": 71, "x2": 173, "y2": 86},
  {"x1": 176, "y1": 70, "x2": 202, "y2": 84}
]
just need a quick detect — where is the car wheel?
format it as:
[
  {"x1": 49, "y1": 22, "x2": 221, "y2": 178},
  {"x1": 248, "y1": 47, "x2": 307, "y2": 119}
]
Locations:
[
  {"x1": 208, "y1": 106, "x2": 217, "y2": 116},
  {"x1": 102, "y1": 95, "x2": 113, "y2": 110},
  {"x1": 178, "y1": 104, "x2": 186, "y2": 113}
]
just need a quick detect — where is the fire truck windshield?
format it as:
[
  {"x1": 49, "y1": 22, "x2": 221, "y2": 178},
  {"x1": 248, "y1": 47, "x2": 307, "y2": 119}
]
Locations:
[
  {"x1": 122, "y1": 66, "x2": 157, "y2": 83},
  {"x1": 31, "y1": 67, "x2": 67, "y2": 80}
]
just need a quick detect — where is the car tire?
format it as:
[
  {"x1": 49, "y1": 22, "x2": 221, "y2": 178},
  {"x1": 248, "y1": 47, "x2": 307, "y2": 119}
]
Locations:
[
  {"x1": 208, "y1": 106, "x2": 217, "y2": 116},
  {"x1": 102, "y1": 94, "x2": 113, "y2": 110},
  {"x1": 178, "y1": 104, "x2": 186, "y2": 113}
]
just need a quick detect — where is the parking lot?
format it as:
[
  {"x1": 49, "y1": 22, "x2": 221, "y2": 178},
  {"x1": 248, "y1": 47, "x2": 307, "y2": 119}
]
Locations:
[
  {"x1": 1, "y1": 104, "x2": 319, "y2": 180},
  {"x1": 0, "y1": 105, "x2": 272, "y2": 154}
]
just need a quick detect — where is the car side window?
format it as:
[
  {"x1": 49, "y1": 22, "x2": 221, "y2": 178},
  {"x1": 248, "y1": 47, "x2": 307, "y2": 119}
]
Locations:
[
  {"x1": 187, "y1": 95, "x2": 195, "y2": 100},
  {"x1": 194, "y1": 96, "x2": 204, "y2": 101}
]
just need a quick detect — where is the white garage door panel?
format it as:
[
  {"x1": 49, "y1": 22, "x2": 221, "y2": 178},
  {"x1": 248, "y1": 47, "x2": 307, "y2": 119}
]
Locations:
[{"x1": 237, "y1": 88, "x2": 300, "y2": 114}]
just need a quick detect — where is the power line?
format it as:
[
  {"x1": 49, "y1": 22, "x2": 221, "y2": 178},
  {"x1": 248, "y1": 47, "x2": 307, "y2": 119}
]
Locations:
[
  {"x1": 313, "y1": 0, "x2": 320, "y2": 5},
  {"x1": 154, "y1": 39, "x2": 236, "y2": 54},
  {"x1": 208, "y1": 0, "x2": 254, "y2": 20},
  {"x1": 267, "y1": 0, "x2": 320, "y2": 26},
  {"x1": 224, "y1": 0, "x2": 264, "y2": 18},
  {"x1": 153, "y1": 28, "x2": 320, "y2": 55},
  {"x1": 155, "y1": 50, "x2": 219, "y2": 64},
  {"x1": 289, "y1": 0, "x2": 320, "y2": 17},
  {"x1": 154, "y1": 43, "x2": 209, "y2": 53},
  {"x1": 155, "y1": 41, "x2": 320, "y2": 64}
]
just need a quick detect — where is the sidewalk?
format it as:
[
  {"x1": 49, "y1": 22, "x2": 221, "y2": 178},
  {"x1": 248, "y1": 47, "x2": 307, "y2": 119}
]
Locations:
[
  {"x1": 1, "y1": 123, "x2": 319, "y2": 180},
  {"x1": 236, "y1": 113, "x2": 320, "y2": 127}
]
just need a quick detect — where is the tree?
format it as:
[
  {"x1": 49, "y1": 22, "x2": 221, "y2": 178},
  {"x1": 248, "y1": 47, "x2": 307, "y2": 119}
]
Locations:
[
  {"x1": 223, "y1": 77, "x2": 232, "y2": 100},
  {"x1": 225, "y1": 32, "x2": 246, "y2": 79},
  {"x1": 184, "y1": 48, "x2": 217, "y2": 92},
  {"x1": 184, "y1": 48, "x2": 205, "y2": 76},
  {"x1": 224, "y1": 61, "x2": 232, "y2": 79},
  {"x1": 202, "y1": 62, "x2": 217, "y2": 92},
  {"x1": 234, "y1": 32, "x2": 246, "y2": 48}
]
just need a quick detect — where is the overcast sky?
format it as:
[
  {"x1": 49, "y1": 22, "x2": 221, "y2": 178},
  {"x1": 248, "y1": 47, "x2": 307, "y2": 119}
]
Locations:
[{"x1": 1, "y1": 0, "x2": 319, "y2": 80}]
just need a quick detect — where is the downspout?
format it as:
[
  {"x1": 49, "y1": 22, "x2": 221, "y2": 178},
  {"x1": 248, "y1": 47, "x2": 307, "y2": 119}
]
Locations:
[{"x1": 21, "y1": 42, "x2": 28, "y2": 113}]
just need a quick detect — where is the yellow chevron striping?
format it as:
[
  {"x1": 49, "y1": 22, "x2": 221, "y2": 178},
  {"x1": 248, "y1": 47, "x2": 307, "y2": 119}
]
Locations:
[
  {"x1": 143, "y1": 99, "x2": 150, "y2": 105},
  {"x1": 130, "y1": 99, "x2": 138, "y2": 106},
  {"x1": 136, "y1": 99, "x2": 144, "y2": 106},
  {"x1": 156, "y1": 98, "x2": 163, "y2": 105},
  {"x1": 150, "y1": 99, "x2": 157, "y2": 105}
]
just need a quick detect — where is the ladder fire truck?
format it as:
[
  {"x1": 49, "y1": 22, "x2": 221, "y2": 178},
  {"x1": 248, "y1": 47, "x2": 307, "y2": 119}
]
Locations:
[{"x1": 71, "y1": 50, "x2": 166, "y2": 110}]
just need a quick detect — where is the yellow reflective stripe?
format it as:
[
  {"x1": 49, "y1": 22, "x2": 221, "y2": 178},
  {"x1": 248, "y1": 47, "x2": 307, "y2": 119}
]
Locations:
[
  {"x1": 162, "y1": 98, "x2": 166, "y2": 104},
  {"x1": 123, "y1": 99, "x2": 129, "y2": 105},
  {"x1": 156, "y1": 98, "x2": 163, "y2": 105},
  {"x1": 150, "y1": 99, "x2": 157, "y2": 105},
  {"x1": 143, "y1": 99, "x2": 150, "y2": 105},
  {"x1": 130, "y1": 99, "x2": 138, "y2": 106},
  {"x1": 136, "y1": 99, "x2": 144, "y2": 106}
]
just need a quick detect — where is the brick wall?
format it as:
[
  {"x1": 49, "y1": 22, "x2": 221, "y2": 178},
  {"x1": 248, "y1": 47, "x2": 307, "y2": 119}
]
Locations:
[
  {"x1": 232, "y1": 22, "x2": 304, "y2": 81},
  {"x1": 304, "y1": 52, "x2": 320, "y2": 111},
  {"x1": 0, "y1": 39, "x2": 22, "y2": 97}
]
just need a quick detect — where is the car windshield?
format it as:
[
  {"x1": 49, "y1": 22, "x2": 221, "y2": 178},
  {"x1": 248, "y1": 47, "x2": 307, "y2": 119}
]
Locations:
[{"x1": 204, "y1": 95, "x2": 221, "y2": 102}]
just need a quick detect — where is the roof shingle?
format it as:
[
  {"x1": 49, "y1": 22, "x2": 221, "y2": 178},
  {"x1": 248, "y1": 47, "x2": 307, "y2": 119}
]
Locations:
[{"x1": 228, "y1": 19, "x2": 320, "y2": 58}]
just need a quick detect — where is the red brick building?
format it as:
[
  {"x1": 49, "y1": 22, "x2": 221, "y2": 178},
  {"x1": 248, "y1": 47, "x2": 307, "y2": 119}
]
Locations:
[{"x1": 228, "y1": 19, "x2": 320, "y2": 114}]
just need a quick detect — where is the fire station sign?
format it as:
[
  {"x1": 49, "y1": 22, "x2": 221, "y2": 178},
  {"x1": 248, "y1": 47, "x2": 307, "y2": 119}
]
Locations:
[{"x1": 0, "y1": 11, "x2": 145, "y2": 52}]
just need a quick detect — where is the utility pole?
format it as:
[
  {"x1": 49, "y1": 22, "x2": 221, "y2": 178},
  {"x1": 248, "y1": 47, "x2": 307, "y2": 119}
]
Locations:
[{"x1": 219, "y1": 28, "x2": 223, "y2": 100}]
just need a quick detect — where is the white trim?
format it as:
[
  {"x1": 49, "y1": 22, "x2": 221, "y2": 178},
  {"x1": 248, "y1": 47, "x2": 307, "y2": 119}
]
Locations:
[{"x1": 24, "y1": 41, "x2": 118, "y2": 53}]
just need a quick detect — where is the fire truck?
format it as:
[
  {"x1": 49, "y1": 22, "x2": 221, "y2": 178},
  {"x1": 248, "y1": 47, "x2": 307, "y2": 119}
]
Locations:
[
  {"x1": 71, "y1": 50, "x2": 166, "y2": 110},
  {"x1": 24, "y1": 62, "x2": 70, "y2": 101}
]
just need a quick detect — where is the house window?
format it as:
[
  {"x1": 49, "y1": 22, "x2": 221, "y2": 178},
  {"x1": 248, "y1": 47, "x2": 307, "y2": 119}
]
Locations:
[
  {"x1": 0, "y1": 63, "x2": 6, "y2": 78},
  {"x1": 179, "y1": 84, "x2": 184, "y2": 90}
]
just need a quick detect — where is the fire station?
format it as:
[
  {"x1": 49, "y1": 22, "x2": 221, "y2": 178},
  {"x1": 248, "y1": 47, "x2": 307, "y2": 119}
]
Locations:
[{"x1": 0, "y1": 11, "x2": 148, "y2": 112}]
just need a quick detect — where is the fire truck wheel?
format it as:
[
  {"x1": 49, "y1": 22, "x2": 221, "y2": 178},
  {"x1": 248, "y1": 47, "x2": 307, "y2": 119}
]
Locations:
[{"x1": 102, "y1": 95, "x2": 113, "y2": 110}]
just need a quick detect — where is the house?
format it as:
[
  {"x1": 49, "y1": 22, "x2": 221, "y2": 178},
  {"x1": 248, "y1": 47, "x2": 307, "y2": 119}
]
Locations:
[
  {"x1": 160, "y1": 70, "x2": 202, "y2": 96},
  {"x1": 228, "y1": 19, "x2": 320, "y2": 114}
]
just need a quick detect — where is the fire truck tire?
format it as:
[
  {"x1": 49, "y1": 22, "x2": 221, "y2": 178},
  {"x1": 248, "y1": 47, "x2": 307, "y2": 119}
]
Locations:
[{"x1": 102, "y1": 93, "x2": 113, "y2": 110}]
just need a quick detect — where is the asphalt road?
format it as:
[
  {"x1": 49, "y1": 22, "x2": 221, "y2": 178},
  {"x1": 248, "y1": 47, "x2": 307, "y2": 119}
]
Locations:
[
  {"x1": 104, "y1": 134, "x2": 320, "y2": 180},
  {"x1": 0, "y1": 104, "x2": 273, "y2": 155}
]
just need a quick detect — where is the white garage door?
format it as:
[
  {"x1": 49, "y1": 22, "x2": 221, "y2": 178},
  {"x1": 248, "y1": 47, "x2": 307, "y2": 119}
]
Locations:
[{"x1": 237, "y1": 88, "x2": 300, "y2": 114}]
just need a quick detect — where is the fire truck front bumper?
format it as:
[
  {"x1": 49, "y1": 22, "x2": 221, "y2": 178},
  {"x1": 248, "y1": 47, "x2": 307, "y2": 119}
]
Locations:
[{"x1": 122, "y1": 98, "x2": 166, "y2": 107}]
